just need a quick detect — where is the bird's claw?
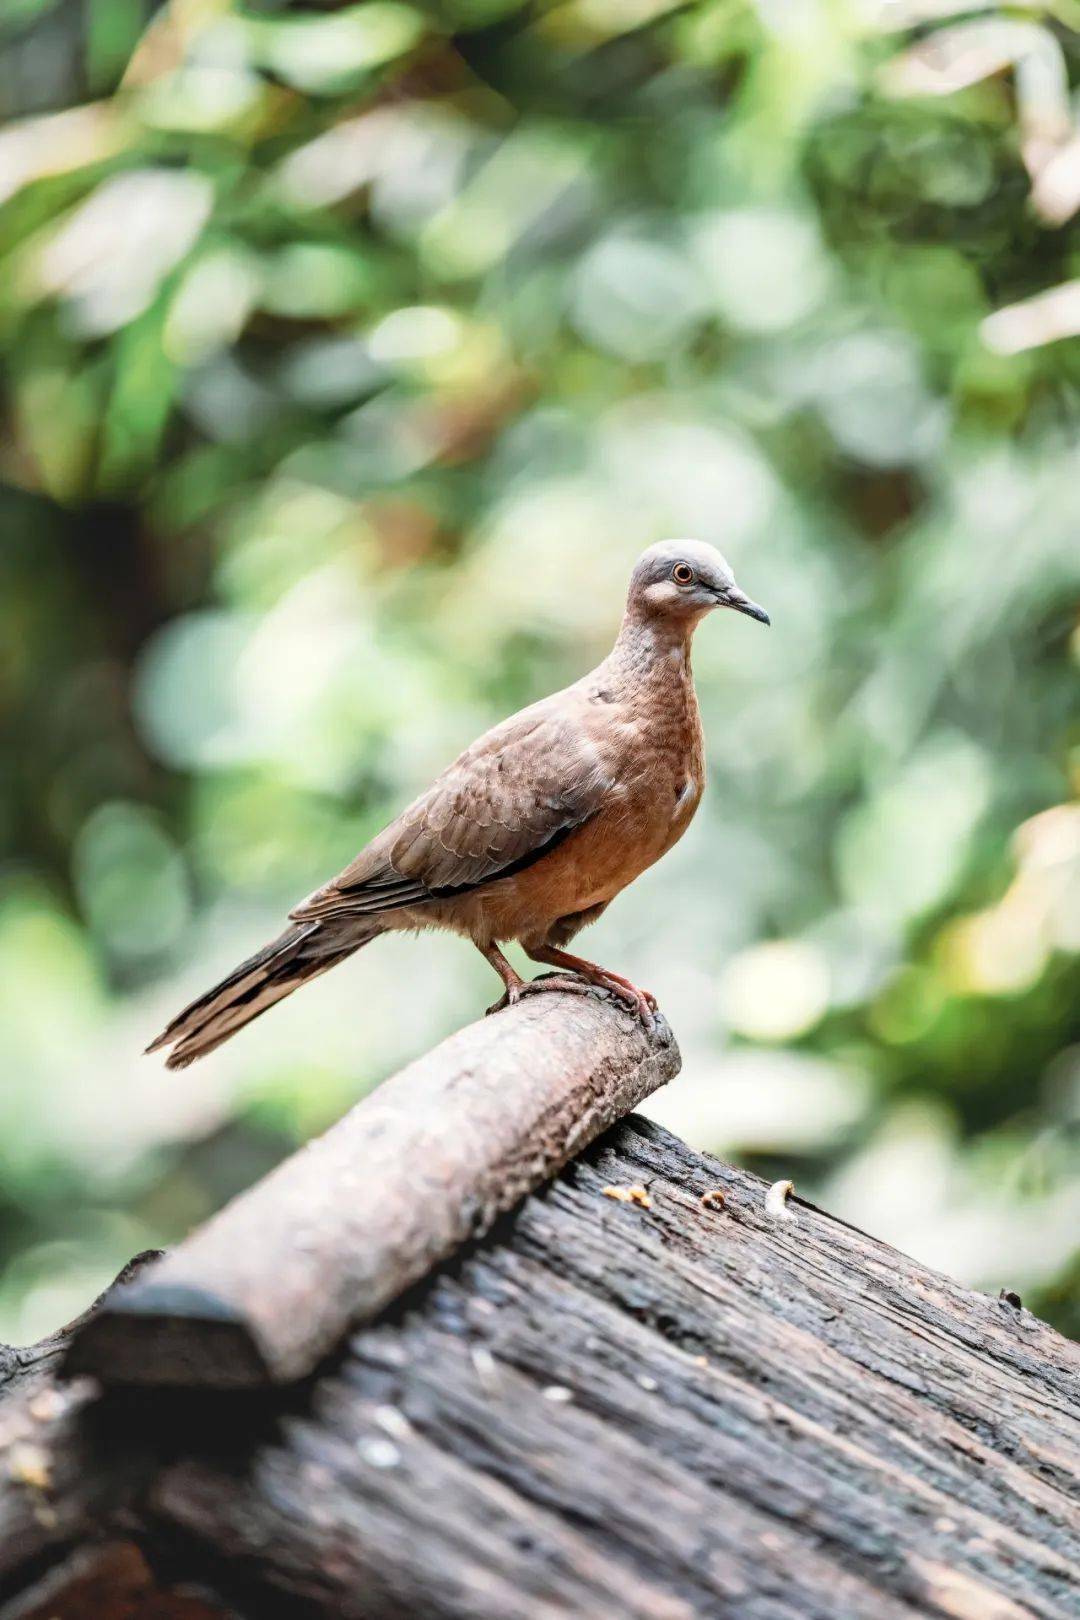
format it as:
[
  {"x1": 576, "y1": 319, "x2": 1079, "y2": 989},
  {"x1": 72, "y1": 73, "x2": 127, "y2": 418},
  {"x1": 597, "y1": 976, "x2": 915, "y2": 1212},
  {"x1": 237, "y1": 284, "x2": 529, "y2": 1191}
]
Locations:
[
  {"x1": 490, "y1": 971, "x2": 657, "y2": 1032},
  {"x1": 582, "y1": 970, "x2": 657, "y2": 1029},
  {"x1": 486, "y1": 983, "x2": 523, "y2": 1016},
  {"x1": 604, "y1": 981, "x2": 657, "y2": 1031},
  {"x1": 522, "y1": 974, "x2": 598, "y2": 1003},
  {"x1": 488, "y1": 973, "x2": 603, "y2": 1017},
  {"x1": 486, "y1": 978, "x2": 585, "y2": 1015}
]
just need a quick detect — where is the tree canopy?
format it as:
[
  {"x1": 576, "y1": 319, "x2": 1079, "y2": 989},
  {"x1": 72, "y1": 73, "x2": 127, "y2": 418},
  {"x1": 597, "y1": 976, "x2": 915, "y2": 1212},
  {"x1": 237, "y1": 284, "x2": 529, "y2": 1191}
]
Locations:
[{"x1": 1, "y1": 0, "x2": 1078, "y2": 1337}]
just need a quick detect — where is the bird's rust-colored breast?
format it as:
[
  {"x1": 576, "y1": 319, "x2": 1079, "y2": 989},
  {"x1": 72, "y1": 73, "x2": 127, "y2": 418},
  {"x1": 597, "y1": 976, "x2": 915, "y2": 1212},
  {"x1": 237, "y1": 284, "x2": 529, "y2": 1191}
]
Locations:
[{"x1": 455, "y1": 662, "x2": 705, "y2": 946}]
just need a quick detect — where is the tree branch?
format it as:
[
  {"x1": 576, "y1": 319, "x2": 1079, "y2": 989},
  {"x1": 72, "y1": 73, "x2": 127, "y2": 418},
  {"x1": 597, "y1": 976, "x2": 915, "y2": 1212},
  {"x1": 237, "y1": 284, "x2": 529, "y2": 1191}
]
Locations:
[{"x1": 66, "y1": 991, "x2": 679, "y2": 1389}]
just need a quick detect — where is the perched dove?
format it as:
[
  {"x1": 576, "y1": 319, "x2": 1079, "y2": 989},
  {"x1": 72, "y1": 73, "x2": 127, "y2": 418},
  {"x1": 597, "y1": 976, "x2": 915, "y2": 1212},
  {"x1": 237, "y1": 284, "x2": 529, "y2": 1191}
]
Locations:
[{"x1": 149, "y1": 540, "x2": 768, "y2": 1067}]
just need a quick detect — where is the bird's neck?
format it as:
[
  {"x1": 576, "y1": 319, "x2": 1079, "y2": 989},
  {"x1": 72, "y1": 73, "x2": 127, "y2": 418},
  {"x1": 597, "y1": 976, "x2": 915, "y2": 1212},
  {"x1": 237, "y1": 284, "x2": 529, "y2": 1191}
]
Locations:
[{"x1": 603, "y1": 611, "x2": 697, "y2": 696}]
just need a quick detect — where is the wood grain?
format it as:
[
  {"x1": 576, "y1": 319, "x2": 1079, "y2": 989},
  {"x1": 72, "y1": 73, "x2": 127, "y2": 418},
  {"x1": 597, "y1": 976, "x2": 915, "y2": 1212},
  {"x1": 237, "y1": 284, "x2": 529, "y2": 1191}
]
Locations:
[
  {"x1": 145, "y1": 1117, "x2": 1080, "y2": 1619},
  {"x1": 0, "y1": 1252, "x2": 162, "y2": 1400},
  {"x1": 67, "y1": 992, "x2": 680, "y2": 1388},
  {"x1": 0, "y1": 1117, "x2": 1077, "y2": 1617}
]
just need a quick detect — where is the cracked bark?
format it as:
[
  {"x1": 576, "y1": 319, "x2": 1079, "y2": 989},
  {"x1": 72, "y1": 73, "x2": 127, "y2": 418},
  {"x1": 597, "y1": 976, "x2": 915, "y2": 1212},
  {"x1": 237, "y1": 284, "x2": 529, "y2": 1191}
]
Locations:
[
  {"x1": 0, "y1": 1002, "x2": 1076, "y2": 1619},
  {"x1": 66, "y1": 991, "x2": 679, "y2": 1389}
]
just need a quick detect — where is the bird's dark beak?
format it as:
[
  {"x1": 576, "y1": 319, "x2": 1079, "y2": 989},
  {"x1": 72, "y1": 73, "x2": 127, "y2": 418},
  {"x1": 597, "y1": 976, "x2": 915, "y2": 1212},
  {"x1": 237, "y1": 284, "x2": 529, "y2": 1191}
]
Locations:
[{"x1": 721, "y1": 588, "x2": 770, "y2": 626}]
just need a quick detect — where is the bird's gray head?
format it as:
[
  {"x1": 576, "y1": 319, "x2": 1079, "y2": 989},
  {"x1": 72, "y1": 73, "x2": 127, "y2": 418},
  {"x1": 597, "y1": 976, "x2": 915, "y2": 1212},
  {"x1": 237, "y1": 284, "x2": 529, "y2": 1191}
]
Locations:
[{"x1": 627, "y1": 539, "x2": 770, "y2": 628}]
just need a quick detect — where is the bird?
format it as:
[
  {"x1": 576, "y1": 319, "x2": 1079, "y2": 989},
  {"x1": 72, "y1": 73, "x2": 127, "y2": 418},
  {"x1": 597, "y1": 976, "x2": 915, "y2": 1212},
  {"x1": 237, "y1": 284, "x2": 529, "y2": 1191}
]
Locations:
[{"x1": 148, "y1": 540, "x2": 768, "y2": 1067}]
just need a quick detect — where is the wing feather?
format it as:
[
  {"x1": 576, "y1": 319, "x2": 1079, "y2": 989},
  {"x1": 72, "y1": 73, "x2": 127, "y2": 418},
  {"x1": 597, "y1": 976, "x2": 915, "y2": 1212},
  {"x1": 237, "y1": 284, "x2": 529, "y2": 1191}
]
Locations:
[{"x1": 290, "y1": 700, "x2": 609, "y2": 924}]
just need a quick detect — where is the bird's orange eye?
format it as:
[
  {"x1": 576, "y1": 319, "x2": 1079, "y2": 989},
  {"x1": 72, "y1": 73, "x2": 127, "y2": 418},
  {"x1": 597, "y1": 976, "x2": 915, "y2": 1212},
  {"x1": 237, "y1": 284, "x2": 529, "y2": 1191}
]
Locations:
[{"x1": 672, "y1": 563, "x2": 695, "y2": 585}]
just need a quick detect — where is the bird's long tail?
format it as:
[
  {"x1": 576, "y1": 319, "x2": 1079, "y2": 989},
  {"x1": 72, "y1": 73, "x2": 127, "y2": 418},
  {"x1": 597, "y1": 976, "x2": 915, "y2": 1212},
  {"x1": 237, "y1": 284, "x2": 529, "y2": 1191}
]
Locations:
[{"x1": 146, "y1": 921, "x2": 381, "y2": 1070}]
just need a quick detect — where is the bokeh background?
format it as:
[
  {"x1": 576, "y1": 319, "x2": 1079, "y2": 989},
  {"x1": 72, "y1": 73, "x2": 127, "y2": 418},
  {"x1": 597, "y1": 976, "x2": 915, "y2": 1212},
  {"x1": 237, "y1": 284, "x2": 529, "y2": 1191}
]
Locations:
[{"x1": 2, "y1": 0, "x2": 1078, "y2": 1344}]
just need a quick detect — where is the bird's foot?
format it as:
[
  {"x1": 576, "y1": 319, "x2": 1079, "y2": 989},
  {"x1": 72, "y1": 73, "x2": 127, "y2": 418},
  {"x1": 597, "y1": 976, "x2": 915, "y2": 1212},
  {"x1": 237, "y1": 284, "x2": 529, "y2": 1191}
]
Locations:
[
  {"x1": 487, "y1": 973, "x2": 601, "y2": 1017},
  {"x1": 486, "y1": 982, "x2": 523, "y2": 1016},
  {"x1": 487, "y1": 968, "x2": 658, "y2": 1030},
  {"x1": 511, "y1": 970, "x2": 657, "y2": 1031},
  {"x1": 524, "y1": 973, "x2": 600, "y2": 1004},
  {"x1": 589, "y1": 969, "x2": 658, "y2": 1024},
  {"x1": 591, "y1": 974, "x2": 657, "y2": 1031}
]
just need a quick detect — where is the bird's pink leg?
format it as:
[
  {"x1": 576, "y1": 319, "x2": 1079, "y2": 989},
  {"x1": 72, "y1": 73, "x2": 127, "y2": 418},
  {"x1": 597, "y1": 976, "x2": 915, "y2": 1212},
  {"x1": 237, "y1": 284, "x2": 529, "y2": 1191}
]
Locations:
[
  {"x1": 480, "y1": 941, "x2": 612, "y2": 1017},
  {"x1": 479, "y1": 941, "x2": 529, "y2": 1015},
  {"x1": 524, "y1": 945, "x2": 657, "y2": 1027}
]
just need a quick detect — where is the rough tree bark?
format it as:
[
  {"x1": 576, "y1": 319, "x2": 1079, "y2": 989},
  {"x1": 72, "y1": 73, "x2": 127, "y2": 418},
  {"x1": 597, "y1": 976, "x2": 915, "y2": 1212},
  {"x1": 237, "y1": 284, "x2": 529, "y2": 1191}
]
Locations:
[
  {"x1": 0, "y1": 1253, "x2": 162, "y2": 1402},
  {"x1": 0, "y1": 1003, "x2": 1076, "y2": 1620},
  {"x1": 67, "y1": 989, "x2": 680, "y2": 1388}
]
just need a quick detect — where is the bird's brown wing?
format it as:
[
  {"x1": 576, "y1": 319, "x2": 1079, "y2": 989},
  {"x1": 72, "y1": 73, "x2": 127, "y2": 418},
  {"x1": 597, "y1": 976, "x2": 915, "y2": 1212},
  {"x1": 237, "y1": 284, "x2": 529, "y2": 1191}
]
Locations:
[{"x1": 290, "y1": 700, "x2": 610, "y2": 923}]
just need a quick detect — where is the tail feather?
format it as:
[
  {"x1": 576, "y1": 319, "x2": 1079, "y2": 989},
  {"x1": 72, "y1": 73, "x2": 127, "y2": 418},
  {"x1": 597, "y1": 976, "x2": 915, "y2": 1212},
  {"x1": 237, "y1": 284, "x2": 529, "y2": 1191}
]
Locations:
[{"x1": 147, "y1": 922, "x2": 380, "y2": 1069}]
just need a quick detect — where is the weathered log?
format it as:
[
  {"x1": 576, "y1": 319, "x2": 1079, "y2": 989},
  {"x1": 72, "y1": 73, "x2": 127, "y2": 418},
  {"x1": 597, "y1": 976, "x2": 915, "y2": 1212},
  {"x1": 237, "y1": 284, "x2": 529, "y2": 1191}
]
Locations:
[
  {"x1": 66, "y1": 991, "x2": 679, "y2": 1389},
  {"x1": 5, "y1": 1117, "x2": 1077, "y2": 1619},
  {"x1": 141, "y1": 1117, "x2": 1080, "y2": 1619},
  {"x1": 0, "y1": 1252, "x2": 162, "y2": 1400},
  {"x1": 0, "y1": 1253, "x2": 164, "y2": 1596},
  {"x1": 0, "y1": 1540, "x2": 230, "y2": 1620},
  {"x1": 1, "y1": 1114, "x2": 1077, "y2": 1617}
]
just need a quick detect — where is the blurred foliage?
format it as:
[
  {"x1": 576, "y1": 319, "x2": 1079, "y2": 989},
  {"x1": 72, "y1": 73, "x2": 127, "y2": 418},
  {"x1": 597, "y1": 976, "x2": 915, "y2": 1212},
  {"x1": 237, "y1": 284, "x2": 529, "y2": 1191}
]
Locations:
[{"x1": 1, "y1": 0, "x2": 1078, "y2": 1342}]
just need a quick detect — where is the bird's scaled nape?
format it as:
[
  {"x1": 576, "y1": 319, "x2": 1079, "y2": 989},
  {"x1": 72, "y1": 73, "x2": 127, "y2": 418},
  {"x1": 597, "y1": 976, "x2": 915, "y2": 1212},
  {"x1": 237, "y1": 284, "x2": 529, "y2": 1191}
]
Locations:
[{"x1": 147, "y1": 537, "x2": 766, "y2": 1065}]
